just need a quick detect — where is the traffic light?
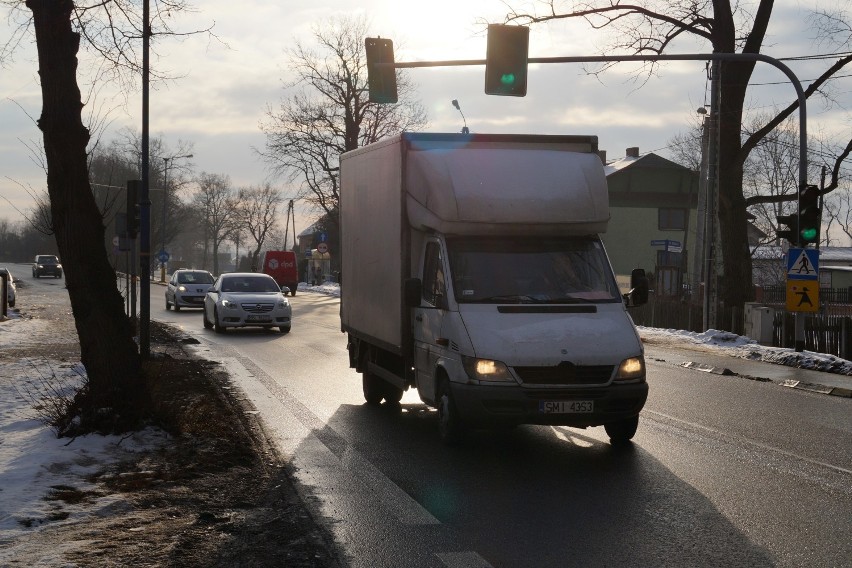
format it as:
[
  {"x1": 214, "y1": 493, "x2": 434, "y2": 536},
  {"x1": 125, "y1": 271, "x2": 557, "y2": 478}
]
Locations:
[
  {"x1": 776, "y1": 212, "x2": 799, "y2": 247},
  {"x1": 365, "y1": 37, "x2": 397, "y2": 104},
  {"x1": 485, "y1": 24, "x2": 529, "y2": 97},
  {"x1": 126, "y1": 179, "x2": 140, "y2": 239},
  {"x1": 798, "y1": 184, "x2": 821, "y2": 246}
]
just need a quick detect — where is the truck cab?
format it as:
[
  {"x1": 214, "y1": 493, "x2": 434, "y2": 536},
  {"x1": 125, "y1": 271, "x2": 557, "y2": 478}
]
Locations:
[{"x1": 407, "y1": 233, "x2": 648, "y2": 444}]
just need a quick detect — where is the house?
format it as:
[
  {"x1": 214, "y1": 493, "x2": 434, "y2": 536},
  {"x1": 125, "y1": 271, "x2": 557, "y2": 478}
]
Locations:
[{"x1": 599, "y1": 147, "x2": 700, "y2": 295}]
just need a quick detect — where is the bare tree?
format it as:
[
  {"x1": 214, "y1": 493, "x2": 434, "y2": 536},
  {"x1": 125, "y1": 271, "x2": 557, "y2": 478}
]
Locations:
[
  {"x1": 236, "y1": 183, "x2": 284, "y2": 272},
  {"x1": 259, "y1": 15, "x2": 428, "y2": 222},
  {"x1": 193, "y1": 173, "x2": 238, "y2": 275},
  {"x1": 0, "y1": 0, "x2": 213, "y2": 431},
  {"x1": 504, "y1": 0, "x2": 852, "y2": 316},
  {"x1": 742, "y1": 114, "x2": 801, "y2": 245}
]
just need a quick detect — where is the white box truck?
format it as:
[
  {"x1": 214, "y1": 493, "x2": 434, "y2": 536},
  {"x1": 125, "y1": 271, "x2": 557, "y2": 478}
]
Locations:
[{"x1": 340, "y1": 133, "x2": 649, "y2": 445}]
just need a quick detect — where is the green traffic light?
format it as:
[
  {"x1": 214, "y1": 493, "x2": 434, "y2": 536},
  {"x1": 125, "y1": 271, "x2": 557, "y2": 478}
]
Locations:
[
  {"x1": 501, "y1": 73, "x2": 516, "y2": 86},
  {"x1": 801, "y1": 227, "x2": 818, "y2": 242}
]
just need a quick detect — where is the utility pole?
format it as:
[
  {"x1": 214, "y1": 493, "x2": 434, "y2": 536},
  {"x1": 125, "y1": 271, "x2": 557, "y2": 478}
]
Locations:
[
  {"x1": 140, "y1": 0, "x2": 151, "y2": 358},
  {"x1": 283, "y1": 200, "x2": 296, "y2": 250},
  {"x1": 693, "y1": 107, "x2": 709, "y2": 301},
  {"x1": 703, "y1": 58, "x2": 721, "y2": 331}
]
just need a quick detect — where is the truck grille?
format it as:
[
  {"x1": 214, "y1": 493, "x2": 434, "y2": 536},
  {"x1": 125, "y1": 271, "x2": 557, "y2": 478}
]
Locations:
[
  {"x1": 241, "y1": 302, "x2": 274, "y2": 313},
  {"x1": 514, "y1": 363, "x2": 614, "y2": 385}
]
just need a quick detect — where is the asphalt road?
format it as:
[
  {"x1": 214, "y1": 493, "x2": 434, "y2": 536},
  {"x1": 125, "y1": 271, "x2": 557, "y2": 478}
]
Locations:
[{"x1": 137, "y1": 284, "x2": 852, "y2": 568}]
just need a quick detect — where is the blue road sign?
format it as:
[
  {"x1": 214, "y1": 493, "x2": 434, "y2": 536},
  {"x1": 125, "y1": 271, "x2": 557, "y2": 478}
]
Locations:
[
  {"x1": 786, "y1": 248, "x2": 819, "y2": 280},
  {"x1": 157, "y1": 250, "x2": 170, "y2": 264}
]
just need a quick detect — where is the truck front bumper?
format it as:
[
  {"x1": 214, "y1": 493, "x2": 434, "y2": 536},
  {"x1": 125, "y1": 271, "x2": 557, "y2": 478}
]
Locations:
[{"x1": 451, "y1": 381, "x2": 648, "y2": 428}]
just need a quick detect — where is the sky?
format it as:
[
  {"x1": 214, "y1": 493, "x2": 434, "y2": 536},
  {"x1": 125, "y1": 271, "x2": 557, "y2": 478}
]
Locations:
[
  {"x1": 2, "y1": 280, "x2": 852, "y2": 562},
  {"x1": 1, "y1": 0, "x2": 850, "y2": 237}
]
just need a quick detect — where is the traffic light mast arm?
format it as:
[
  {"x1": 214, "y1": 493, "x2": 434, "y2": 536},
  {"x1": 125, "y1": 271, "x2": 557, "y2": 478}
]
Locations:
[{"x1": 381, "y1": 50, "x2": 809, "y2": 194}]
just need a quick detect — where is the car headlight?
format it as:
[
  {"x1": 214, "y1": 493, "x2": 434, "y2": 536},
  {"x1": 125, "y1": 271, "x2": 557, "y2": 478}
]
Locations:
[
  {"x1": 277, "y1": 299, "x2": 289, "y2": 308},
  {"x1": 461, "y1": 356, "x2": 515, "y2": 383},
  {"x1": 614, "y1": 357, "x2": 645, "y2": 382},
  {"x1": 221, "y1": 299, "x2": 238, "y2": 309},
  {"x1": 177, "y1": 285, "x2": 187, "y2": 292}
]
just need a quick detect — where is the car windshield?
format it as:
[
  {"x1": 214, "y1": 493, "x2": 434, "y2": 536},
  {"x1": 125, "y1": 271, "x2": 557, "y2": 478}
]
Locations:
[
  {"x1": 178, "y1": 271, "x2": 214, "y2": 285},
  {"x1": 37, "y1": 256, "x2": 59, "y2": 264},
  {"x1": 221, "y1": 276, "x2": 280, "y2": 293},
  {"x1": 446, "y1": 236, "x2": 620, "y2": 304}
]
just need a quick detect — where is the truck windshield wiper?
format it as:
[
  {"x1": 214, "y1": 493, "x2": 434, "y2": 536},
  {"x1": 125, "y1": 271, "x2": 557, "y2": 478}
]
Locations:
[{"x1": 546, "y1": 296, "x2": 596, "y2": 304}]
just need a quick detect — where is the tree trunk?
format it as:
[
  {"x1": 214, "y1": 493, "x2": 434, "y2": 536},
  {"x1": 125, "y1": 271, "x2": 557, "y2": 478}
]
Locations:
[
  {"x1": 710, "y1": 0, "x2": 767, "y2": 317},
  {"x1": 716, "y1": 63, "x2": 756, "y2": 311},
  {"x1": 28, "y1": 0, "x2": 144, "y2": 427}
]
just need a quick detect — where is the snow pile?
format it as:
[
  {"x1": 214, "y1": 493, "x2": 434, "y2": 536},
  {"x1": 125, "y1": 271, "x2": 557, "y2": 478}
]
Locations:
[{"x1": 638, "y1": 326, "x2": 852, "y2": 375}]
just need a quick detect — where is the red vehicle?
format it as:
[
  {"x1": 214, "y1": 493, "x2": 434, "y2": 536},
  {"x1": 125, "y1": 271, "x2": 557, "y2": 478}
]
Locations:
[{"x1": 262, "y1": 251, "x2": 298, "y2": 296}]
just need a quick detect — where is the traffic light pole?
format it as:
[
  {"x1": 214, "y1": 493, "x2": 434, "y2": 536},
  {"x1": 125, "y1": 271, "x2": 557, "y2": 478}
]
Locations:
[{"x1": 381, "y1": 49, "x2": 810, "y2": 346}]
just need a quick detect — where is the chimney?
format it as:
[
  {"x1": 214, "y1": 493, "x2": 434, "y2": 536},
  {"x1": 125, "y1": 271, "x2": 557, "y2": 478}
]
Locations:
[
  {"x1": 626, "y1": 147, "x2": 640, "y2": 158},
  {"x1": 597, "y1": 150, "x2": 607, "y2": 164}
]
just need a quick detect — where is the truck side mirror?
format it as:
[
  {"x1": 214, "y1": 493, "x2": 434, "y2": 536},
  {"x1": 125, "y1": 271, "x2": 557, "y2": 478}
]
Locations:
[
  {"x1": 404, "y1": 278, "x2": 422, "y2": 307},
  {"x1": 625, "y1": 268, "x2": 649, "y2": 307}
]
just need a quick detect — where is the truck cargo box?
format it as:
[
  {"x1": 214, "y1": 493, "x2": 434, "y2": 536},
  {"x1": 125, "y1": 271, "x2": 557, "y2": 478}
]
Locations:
[{"x1": 340, "y1": 133, "x2": 608, "y2": 356}]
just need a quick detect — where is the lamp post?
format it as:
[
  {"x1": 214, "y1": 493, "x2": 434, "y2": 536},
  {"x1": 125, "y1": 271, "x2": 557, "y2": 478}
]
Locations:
[{"x1": 160, "y1": 153, "x2": 193, "y2": 282}]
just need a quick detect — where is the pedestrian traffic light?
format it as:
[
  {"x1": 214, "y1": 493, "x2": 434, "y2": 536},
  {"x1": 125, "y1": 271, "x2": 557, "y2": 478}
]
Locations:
[
  {"x1": 776, "y1": 212, "x2": 799, "y2": 246},
  {"x1": 365, "y1": 37, "x2": 397, "y2": 104},
  {"x1": 485, "y1": 24, "x2": 529, "y2": 97},
  {"x1": 798, "y1": 184, "x2": 821, "y2": 246},
  {"x1": 126, "y1": 179, "x2": 140, "y2": 239}
]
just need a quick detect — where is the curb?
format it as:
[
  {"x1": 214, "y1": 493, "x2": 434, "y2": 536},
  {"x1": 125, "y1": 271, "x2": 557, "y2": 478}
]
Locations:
[
  {"x1": 681, "y1": 361, "x2": 734, "y2": 375},
  {"x1": 681, "y1": 360, "x2": 852, "y2": 399},
  {"x1": 781, "y1": 380, "x2": 852, "y2": 398}
]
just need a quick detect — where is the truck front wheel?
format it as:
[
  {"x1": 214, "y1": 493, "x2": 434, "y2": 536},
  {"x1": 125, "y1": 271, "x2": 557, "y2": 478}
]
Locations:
[
  {"x1": 604, "y1": 415, "x2": 639, "y2": 445},
  {"x1": 437, "y1": 378, "x2": 465, "y2": 446}
]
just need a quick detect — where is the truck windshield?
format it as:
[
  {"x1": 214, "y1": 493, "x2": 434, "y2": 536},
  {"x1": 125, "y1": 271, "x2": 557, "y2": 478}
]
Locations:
[{"x1": 446, "y1": 237, "x2": 620, "y2": 304}]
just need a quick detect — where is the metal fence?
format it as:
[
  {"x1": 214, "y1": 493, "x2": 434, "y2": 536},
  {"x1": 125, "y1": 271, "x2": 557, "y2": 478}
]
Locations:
[{"x1": 772, "y1": 311, "x2": 852, "y2": 359}]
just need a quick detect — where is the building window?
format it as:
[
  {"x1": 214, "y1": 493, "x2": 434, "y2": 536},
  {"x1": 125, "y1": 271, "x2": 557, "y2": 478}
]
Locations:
[{"x1": 659, "y1": 208, "x2": 687, "y2": 230}]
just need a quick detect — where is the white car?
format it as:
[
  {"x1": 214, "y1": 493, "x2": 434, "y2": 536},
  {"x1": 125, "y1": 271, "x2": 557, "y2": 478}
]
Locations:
[
  {"x1": 203, "y1": 272, "x2": 292, "y2": 333},
  {"x1": 166, "y1": 269, "x2": 215, "y2": 311},
  {"x1": 0, "y1": 267, "x2": 16, "y2": 308}
]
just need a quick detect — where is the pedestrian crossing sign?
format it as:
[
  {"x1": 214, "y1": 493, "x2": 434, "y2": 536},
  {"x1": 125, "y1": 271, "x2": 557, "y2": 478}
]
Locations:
[
  {"x1": 786, "y1": 280, "x2": 819, "y2": 312},
  {"x1": 786, "y1": 248, "x2": 819, "y2": 280}
]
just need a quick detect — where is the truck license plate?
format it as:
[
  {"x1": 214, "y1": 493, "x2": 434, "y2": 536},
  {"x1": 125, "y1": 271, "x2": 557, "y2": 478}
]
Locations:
[{"x1": 539, "y1": 400, "x2": 594, "y2": 414}]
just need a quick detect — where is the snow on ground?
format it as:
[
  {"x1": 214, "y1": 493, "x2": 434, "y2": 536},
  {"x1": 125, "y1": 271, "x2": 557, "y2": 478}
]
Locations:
[
  {"x1": 639, "y1": 326, "x2": 852, "y2": 375},
  {"x1": 0, "y1": 302, "x2": 169, "y2": 557},
  {"x1": 1, "y1": 280, "x2": 850, "y2": 557}
]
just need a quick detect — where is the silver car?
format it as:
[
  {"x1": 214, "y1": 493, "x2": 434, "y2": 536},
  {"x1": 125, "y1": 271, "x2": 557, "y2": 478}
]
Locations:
[
  {"x1": 203, "y1": 272, "x2": 292, "y2": 333},
  {"x1": 166, "y1": 269, "x2": 215, "y2": 311}
]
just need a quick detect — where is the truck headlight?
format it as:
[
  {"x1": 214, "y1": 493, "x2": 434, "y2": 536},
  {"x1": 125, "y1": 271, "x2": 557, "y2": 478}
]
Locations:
[
  {"x1": 462, "y1": 356, "x2": 515, "y2": 383},
  {"x1": 614, "y1": 357, "x2": 645, "y2": 382}
]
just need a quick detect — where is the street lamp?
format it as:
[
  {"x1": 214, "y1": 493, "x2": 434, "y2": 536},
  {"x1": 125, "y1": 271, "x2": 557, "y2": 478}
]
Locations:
[{"x1": 160, "y1": 153, "x2": 193, "y2": 282}]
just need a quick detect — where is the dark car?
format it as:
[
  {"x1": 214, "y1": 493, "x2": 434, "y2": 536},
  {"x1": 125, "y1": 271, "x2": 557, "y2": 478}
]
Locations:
[{"x1": 32, "y1": 255, "x2": 63, "y2": 278}]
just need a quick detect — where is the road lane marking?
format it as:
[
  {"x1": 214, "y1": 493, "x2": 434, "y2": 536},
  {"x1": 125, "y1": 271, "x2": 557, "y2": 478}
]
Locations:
[
  {"x1": 194, "y1": 349, "x2": 441, "y2": 525},
  {"x1": 645, "y1": 409, "x2": 852, "y2": 476}
]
